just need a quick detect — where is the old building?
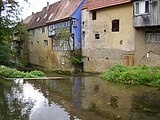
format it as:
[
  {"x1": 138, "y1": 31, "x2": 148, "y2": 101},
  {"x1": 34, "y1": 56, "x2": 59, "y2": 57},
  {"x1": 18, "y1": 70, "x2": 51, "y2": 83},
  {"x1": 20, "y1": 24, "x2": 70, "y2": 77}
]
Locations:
[
  {"x1": 47, "y1": 0, "x2": 85, "y2": 69},
  {"x1": 82, "y1": 0, "x2": 135, "y2": 72},
  {"x1": 82, "y1": 0, "x2": 160, "y2": 72},
  {"x1": 133, "y1": 0, "x2": 160, "y2": 66},
  {"x1": 27, "y1": 1, "x2": 61, "y2": 69}
]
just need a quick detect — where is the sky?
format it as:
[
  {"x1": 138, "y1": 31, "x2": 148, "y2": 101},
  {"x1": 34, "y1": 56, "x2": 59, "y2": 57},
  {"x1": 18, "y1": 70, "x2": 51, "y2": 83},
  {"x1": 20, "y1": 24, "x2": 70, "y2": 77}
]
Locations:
[{"x1": 19, "y1": 0, "x2": 60, "y2": 19}]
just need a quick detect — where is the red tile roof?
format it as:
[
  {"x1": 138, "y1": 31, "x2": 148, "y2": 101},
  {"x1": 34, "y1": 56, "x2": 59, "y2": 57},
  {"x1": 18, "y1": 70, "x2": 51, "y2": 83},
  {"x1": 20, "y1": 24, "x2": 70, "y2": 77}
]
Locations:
[
  {"x1": 82, "y1": 0, "x2": 132, "y2": 10},
  {"x1": 47, "y1": 0, "x2": 82, "y2": 24},
  {"x1": 27, "y1": 1, "x2": 61, "y2": 30}
]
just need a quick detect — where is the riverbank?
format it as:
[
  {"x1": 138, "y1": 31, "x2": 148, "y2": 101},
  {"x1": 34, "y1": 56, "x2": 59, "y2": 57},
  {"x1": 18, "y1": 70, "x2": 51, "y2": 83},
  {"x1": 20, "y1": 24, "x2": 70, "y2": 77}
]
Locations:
[
  {"x1": 101, "y1": 64, "x2": 160, "y2": 87},
  {"x1": 0, "y1": 66, "x2": 45, "y2": 78}
]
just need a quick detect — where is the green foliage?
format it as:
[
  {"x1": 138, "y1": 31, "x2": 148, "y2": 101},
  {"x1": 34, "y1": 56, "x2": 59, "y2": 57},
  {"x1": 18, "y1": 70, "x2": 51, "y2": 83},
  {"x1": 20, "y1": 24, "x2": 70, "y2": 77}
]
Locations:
[
  {"x1": 0, "y1": 66, "x2": 45, "y2": 78},
  {"x1": 0, "y1": 44, "x2": 14, "y2": 66},
  {"x1": 101, "y1": 64, "x2": 160, "y2": 86},
  {"x1": 70, "y1": 49, "x2": 83, "y2": 72},
  {"x1": 0, "y1": 0, "x2": 29, "y2": 66}
]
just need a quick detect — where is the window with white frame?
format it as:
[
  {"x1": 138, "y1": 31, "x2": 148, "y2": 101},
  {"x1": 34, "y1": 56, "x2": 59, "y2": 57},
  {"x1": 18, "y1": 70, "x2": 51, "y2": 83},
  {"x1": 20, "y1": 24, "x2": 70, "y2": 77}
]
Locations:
[
  {"x1": 146, "y1": 32, "x2": 160, "y2": 43},
  {"x1": 72, "y1": 19, "x2": 77, "y2": 27},
  {"x1": 134, "y1": 0, "x2": 150, "y2": 15}
]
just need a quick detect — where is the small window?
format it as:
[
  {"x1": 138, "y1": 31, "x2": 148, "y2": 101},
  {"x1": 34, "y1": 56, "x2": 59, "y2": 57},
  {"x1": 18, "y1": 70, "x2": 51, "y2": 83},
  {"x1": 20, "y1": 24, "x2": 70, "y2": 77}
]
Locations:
[
  {"x1": 36, "y1": 17, "x2": 40, "y2": 22},
  {"x1": 146, "y1": 32, "x2": 153, "y2": 43},
  {"x1": 95, "y1": 33, "x2": 100, "y2": 39},
  {"x1": 72, "y1": 19, "x2": 77, "y2": 27},
  {"x1": 42, "y1": 27, "x2": 45, "y2": 33},
  {"x1": 44, "y1": 40, "x2": 48, "y2": 47},
  {"x1": 32, "y1": 30, "x2": 35, "y2": 35},
  {"x1": 48, "y1": 13, "x2": 53, "y2": 20},
  {"x1": 135, "y1": 2, "x2": 140, "y2": 14},
  {"x1": 146, "y1": 32, "x2": 160, "y2": 43},
  {"x1": 92, "y1": 10, "x2": 96, "y2": 20},
  {"x1": 44, "y1": 14, "x2": 48, "y2": 18},
  {"x1": 112, "y1": 20, "x2": 119, "y2": 32},
  {"x1": 155, "y1": 33, "x2": 160, "y2": 43},
  {"x1": 145, "y1": 1, "x2": 149, "y2": 13}
]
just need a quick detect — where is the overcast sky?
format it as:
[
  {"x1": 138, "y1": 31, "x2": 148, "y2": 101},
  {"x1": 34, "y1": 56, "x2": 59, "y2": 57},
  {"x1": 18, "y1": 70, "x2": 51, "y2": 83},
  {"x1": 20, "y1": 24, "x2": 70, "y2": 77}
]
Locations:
[{"x1": 19, "y1": 0, "x2": 59, "y2": 19}]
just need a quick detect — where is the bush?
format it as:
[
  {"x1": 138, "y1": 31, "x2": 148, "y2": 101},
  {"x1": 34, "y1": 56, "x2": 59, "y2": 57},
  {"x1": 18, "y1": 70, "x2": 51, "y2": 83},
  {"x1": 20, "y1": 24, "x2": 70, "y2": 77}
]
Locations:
[
  {"x1": 101, "y1": 64, "x2": 160, "y2": 86},
  {"x1": 0, "y1": 66, "x2": 45, "y2": 78}
]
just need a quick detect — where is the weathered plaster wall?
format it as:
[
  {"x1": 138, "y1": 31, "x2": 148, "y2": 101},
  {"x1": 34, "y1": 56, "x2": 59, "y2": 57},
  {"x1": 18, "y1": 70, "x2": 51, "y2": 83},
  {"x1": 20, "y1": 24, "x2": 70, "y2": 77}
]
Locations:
[
  {"x1": 82, "y1": 3, "x2": 135, "y2": 72},
  {"x1": 135, "y1": 29, "x2": 160, "y2": 66},
  {"x1": 28, "y1": 26, "x2": 54, "y2": 69}
]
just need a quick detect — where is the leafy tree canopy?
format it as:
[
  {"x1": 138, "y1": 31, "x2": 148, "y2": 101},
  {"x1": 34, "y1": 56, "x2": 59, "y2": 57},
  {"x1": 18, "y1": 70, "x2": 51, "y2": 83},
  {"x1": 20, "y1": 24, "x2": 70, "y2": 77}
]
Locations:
[
  {"x1": 0, "y1": 0, "x2": 28, "y2": 43},
  {"x1": 0, "y1": 0, "x2": 28, "y2": 66}
]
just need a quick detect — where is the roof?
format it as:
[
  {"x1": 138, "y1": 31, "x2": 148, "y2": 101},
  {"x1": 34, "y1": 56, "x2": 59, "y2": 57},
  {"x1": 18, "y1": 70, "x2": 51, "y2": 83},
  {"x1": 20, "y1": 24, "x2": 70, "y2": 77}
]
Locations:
[
  {"x1": 47, "y1": 0, "x2": 82, "y2": 24},
  {"x1": 23, "y1": 14, "x2": 34, "y2": 24},
  {"x1": 82, "y1": 0, "x2": 132, "y2": 10},
  {"x1": 27, "y1": 1, "x2": 61, "y2": 30}
]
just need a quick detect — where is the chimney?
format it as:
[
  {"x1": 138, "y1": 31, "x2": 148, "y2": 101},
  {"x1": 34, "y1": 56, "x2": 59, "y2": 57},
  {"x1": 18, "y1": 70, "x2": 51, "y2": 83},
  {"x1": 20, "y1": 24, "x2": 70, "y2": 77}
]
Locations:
[{"x1": 47, "y1": 2, "x2": 49, "y2": 11}]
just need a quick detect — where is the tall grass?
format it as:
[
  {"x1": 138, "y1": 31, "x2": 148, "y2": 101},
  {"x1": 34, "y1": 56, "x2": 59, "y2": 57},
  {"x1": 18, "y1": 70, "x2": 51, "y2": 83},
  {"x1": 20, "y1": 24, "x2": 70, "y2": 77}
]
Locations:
[
  {"x1": 101, "y1": 64, "x2": 160, "y2": 86},
  {"x1": 0, "y1": 66, "x2": 45, "y2": 78}
]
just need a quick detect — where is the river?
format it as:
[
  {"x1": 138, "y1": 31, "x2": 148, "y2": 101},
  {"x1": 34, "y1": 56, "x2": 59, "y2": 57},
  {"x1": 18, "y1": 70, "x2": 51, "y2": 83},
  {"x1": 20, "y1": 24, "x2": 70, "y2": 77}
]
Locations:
[{"x1": 0, "y1": 77, "x2": 160, "y2": 120}]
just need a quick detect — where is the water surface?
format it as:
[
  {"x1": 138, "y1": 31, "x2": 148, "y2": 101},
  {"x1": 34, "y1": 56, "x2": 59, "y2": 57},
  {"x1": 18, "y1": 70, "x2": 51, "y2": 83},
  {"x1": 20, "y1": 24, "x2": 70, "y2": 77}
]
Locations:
[{"x1": 0, "y1": 77, "x2": 160, "y2": 120}]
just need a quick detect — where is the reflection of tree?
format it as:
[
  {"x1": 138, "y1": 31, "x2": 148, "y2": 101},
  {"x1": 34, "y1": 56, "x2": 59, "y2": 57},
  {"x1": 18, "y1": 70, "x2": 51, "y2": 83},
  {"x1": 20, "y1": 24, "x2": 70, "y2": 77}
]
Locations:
[
  {"x1": 130, "y1": 90, "x2": 160, "y2": 119},
  {"x1": 0, "y1": 79, "x2": 33, "y2": 120}
]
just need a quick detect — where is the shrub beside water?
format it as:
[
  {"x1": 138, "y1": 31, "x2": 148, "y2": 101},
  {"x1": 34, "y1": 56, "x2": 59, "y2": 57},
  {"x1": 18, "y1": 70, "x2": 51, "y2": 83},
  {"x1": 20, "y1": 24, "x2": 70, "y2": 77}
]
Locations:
[
  {"x1": 101, "y1": 64, "x2": 160, "y2": 86},
  {"x1": 0, "y1": 66, "x2": 45, "y2": 78}
]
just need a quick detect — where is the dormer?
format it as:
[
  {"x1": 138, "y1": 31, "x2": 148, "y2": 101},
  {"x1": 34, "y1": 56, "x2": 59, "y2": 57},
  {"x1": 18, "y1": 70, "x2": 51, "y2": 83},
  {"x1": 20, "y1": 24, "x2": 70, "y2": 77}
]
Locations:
[{"x1": 133, "y1": 0, "x2": 160, "y2": 27}]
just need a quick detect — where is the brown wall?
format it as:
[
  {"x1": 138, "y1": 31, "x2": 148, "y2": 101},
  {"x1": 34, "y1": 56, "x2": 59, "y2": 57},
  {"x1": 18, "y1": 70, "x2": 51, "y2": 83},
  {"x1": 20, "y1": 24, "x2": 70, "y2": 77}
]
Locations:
[
  {"x1": 28, "y1": 26, "x2": 73, "y2": 69},
  {"x1": 82, "y1": 3, "x2": 135, "y2": 72}
]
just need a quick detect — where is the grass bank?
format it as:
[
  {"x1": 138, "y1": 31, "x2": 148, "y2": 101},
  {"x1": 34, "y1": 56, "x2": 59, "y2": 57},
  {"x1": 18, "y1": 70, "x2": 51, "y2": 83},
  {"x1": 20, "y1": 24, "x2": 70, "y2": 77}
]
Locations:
[
  {"x1": 0, "y1": 66, "x2": 45, "y2": 78},
  {"x1": 101, "y1": 64, "x2": 160, "y2": 86}
]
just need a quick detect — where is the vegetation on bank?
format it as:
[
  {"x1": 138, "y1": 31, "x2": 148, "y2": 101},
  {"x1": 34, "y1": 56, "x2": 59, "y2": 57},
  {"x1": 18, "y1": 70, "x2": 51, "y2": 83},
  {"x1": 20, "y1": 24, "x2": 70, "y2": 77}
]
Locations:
[
  {"x1": 101, "y1": 64, "x2": 160, "y2": 86},
  {"x1": 0, "y1": 66, "x2": 45, "y2": 78}
]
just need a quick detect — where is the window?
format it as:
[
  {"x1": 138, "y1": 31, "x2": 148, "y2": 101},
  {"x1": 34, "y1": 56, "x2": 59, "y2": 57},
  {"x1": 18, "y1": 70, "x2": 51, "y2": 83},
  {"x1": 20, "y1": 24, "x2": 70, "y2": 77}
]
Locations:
[
  {"x1": 44, "y1": 14, "x2": 48, "y2": 18},
  {"x1": 112, "y1": 20, "x2": 119, "y2": 32},
  {"x1": 146, "y1": 32, "x2": 153, "y2": 43},
  {"x1": 42, "y1": 27, "x2": 45, "y2": 33},
  {"x1": 72, "y1": 19, "x2": 77, "y2": 27},
  {"x1": 135, "y1": 2, "x2": 140, "y2": 14},
  {"x1": 32, "y1": 30, "x2": 35, "y2": 35},
  {"x1": 134, "y1": 0, "x2": 150, "y2": 15},
  {"x1": 92, "y1": 10, "x2": 96, "y2": 20},
  {"x1": 48, "y1": 13, "x2": 53, "y2": 20},
  {"x1": 155, "y1": 33, "x2": 160, "y2": 42},
  {"x1": 95, "y1": 33, "x2": 100, "y2": 39},
  {"x1": 44, "y1": 40, "x2": 48, "y2": 47},
  {"x1": 36, "y1": 17, "x2": 40, "y2": 22},
  {"x1": 146, "y1": 32, "x2": 160, "y2": 43},
  {"x1": 145, "y1": 1, "x2": 149, "y2": 13}
]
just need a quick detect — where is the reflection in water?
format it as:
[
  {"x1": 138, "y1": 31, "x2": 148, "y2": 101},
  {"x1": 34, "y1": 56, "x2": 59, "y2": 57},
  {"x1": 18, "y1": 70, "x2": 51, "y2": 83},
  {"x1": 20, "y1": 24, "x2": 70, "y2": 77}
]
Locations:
[
  {"x1": 110, "y1": 95, "x2": 118, "y2": 109},
  {"x1": 0, "y1": 77, "x2": 160, "y2": 120}
]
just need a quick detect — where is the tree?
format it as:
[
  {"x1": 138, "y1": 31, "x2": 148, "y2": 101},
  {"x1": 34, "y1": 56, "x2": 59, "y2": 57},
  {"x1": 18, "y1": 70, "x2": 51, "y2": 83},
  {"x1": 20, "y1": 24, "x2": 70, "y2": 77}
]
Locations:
[{"x1": 0, "y1": 0, "x2": 28, "y2": 66}]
